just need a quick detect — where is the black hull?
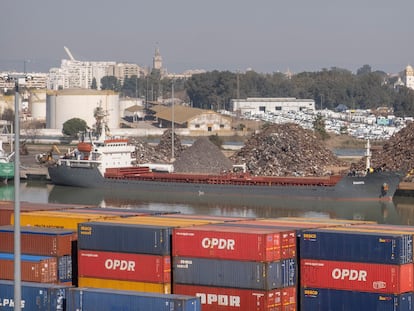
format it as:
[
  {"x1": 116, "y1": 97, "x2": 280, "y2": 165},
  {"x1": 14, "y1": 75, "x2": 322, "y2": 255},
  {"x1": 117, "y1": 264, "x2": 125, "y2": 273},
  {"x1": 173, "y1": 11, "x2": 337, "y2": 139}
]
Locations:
[{"x1": 48, "y1": 165, "x2": 401, "y2": 205}]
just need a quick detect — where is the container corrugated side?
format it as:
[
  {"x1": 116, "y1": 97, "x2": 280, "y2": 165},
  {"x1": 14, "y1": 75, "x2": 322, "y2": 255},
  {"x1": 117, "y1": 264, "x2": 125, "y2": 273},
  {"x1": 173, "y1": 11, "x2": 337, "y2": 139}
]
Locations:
[
  {"x1": 0, "y1": 253, "x2": 57, "y2": 283},
  {"x1": 0, "y1": 280, "x2": 70, "y2": 311},
  {"x1": 216, "y1": 222, "x2": 297, "y2": 259},
  {"x1": 300, "y1": 228, "x2": 413, "y2": 264},
  {"x1": 58, "y1": 255, "x2": 72, "y2": 284},
  {"x1": 0, "y1": 225, "x2": 74, "y2": 256},
  {"x1": 78, "y1": 222, "x2": 171, "y2": 255},
  {"x1": 173, "y1": 256, "x2": 296, "y2": 290},
  {"x1": 173, "y1": 224, "x2": 284, "y2": 261},
  {"x1": 301, "y1": 258, "x2": 413, "y2": 294},
  {"x1": 67, "y1": 287, "x2": 200, "y2": 311},
  {"x1": 78, "y1": 277, "x2": 171, "y2": 293},
  {"x1": 14, "y1": 211, "x2": 117, "y2": 230},
  {"x1": 173, "y1": 284, "x2": 297, "y2": 311},
  {"x1": 78, "y1": 249, "x2": 171, "y2": 283},
  {"x1": 301, "y1": 287, "x2": 414, "y2": 311}
]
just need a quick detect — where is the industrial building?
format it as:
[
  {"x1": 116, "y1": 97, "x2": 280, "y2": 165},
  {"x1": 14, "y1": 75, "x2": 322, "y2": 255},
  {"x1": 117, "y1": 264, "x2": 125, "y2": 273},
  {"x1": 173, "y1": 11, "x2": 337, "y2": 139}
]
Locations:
[{"x1": 231, "y1": 97, "x2": 316, "y2": 115}]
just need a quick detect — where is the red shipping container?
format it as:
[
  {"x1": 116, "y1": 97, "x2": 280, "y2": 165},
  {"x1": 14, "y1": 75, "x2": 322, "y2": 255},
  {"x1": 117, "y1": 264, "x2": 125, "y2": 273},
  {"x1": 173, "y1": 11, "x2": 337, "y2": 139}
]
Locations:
[
  {"x1": 173, "y1": 224, "x2": 295, "y2": 261},
  {"x1": 78, "y1": 250, "x2": 170, "y2": 283},
  {"x1": 0, "y1": 226, "x2": 75, "y2": 256},
  {"x1": 0, "y1": 254, "x2": 57, "y2": 283},
  {"x1": 301, "y1": 258, "x2": 413, "y2": 294},
  {"x1": 173, "y1": 284, "x2": 297, "y2": 311},
  {"x1": 219, "y1": 220, "x2": 298, "y2": 258}
]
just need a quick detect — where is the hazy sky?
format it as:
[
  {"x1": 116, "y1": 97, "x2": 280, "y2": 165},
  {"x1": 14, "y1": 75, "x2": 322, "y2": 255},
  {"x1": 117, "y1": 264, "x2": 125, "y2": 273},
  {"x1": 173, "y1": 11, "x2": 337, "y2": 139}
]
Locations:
[{"x1": 1, "y1": 1, "x2": 413, "y2": 74}]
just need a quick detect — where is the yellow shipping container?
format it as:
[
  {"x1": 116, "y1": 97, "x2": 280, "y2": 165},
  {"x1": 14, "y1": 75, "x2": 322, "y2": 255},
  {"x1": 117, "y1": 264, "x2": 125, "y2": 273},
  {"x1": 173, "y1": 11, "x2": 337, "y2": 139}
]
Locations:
[
  {"x1": 78, "y1": 277, "x2": 171, "y2": 294},
  {"x1": 13, "y1": 211, "x2": 120, "y2": 230},
  {"x1": 95, "y1": 215, "x2": 222, "y2": 227}
]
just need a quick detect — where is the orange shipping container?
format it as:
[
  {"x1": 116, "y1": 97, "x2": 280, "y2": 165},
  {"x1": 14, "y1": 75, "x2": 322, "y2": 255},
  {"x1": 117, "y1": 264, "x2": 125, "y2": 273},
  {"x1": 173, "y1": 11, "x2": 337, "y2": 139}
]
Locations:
[{"x1": 78, "y1": 276, "x2": 171, "y2": 294}]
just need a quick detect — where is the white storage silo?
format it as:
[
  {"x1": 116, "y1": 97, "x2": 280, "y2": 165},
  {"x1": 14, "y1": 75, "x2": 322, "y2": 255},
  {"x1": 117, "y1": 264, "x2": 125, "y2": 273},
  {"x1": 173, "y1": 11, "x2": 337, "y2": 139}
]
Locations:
[{"x1": 46, "y1": 89, "x2": 120, "y2": 131}]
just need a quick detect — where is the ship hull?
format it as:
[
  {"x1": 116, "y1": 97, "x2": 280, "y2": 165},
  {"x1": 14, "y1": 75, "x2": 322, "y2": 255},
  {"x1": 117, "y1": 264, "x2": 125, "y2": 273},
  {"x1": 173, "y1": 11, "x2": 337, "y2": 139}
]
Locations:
[
  {"x1": 0, "y1": 162, "x2": 14, "y2": 182},
  {"x1": 48, "y1": 165, "x2": 401, "y2": 204}
]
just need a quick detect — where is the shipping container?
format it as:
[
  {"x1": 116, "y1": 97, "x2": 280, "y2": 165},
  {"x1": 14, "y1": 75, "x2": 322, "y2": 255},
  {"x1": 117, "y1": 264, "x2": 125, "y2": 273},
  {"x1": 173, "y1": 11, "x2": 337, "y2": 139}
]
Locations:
[
  {"x1": 301, "y1": 258, "x2": 413, "y2": 294},
  {"x1": 0, "y1": 253, "x2": 57, "y2": 283},
  {"x1": 58, "y1": 255, "x2": 73, "y2": 284},
  {"x1": 173, "y1": 224, "x2": 291, "y2": 261},
  {"x1": 78, "y1": 276, "x2": 171, "y2": 293},
  {"x1": 0, "y1": 200, "x2": 88, "y2": 225},
  {"x1": 78, "y1": 249, "x2": 171, "y2": 283},
  {"x1": 0, "y1": 280, "x2": 70, "y2": 311},
  {"x1": 275, "y1": 217, "x2": 376, "y2": 226},
  {"x1": 173, "y1": 256, "x2": 296, "y2": 290},
  {"x1": 96, "y1": 215, "x2": 223, "y2": 227},
  {"x1": 301, "y1": 287, "x2": 414, "y2": 311},
  {"x1": 0, "y1": 225, "x2": 74, "y2": 256},
  {"x1": 159, "y1": 213, "x2": 254, "y2": 222},
  {"x1": 14, "y1": 210, "x2": 118, "y2": 230},
  {"x1": 174, "y1": 284, "x2": 297, "y2": 311},
  {"x1": 215, "y1": 222, "x2": 297, "y2": 258},
  {"x1": 300, "y1": 228, "x2": 412, "y2": 264},
  {"x1": 66, "y1": 287, "x2": 201, "y2": 311},
  {"x1": 78, "y1": 221, "x2": 172, "y2": 255}
]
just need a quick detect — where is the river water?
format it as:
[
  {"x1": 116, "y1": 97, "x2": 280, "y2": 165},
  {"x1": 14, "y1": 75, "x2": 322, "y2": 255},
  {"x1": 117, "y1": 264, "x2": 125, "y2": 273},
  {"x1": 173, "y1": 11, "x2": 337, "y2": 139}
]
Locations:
[{"x1": 2, "y1": 181, "x2": 414, "y2": 226}]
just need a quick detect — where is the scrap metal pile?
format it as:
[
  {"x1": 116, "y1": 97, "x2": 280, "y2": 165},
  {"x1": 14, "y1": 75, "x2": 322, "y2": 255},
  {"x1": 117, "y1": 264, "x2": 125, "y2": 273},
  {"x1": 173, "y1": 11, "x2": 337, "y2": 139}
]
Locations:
[
  {"x1": 353, "y1": 122, "x2": 414, "y2": 181},
  {"x1": 131, "y1": 130, "x2": 186, "y2": 164},
  {"x1": 230, "y1": 123, "x2": 347, "y2": 177}
]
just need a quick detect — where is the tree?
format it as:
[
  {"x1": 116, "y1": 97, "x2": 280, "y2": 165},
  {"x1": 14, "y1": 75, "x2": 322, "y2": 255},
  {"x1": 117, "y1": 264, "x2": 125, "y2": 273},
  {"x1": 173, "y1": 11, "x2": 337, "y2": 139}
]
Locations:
[
  {"x1": 313, "y1": 114, "x2": 329, "y2": 140},
  {"x1": 101, "y1": 76, "x2": 121, "y2": 91},
  {"x1": 91, "y1": 77, "x2": 97, "y2": 90},
  {"x1": 62, "y1": 118, "x2": 88, "y2": 137}
]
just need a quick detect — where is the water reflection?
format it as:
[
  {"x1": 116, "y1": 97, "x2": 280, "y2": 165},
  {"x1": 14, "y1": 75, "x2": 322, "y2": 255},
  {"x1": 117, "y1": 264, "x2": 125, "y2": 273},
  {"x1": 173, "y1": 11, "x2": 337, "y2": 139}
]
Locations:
[{"x1": 1, "y1": 181, "x2": 413, "y2": 225}]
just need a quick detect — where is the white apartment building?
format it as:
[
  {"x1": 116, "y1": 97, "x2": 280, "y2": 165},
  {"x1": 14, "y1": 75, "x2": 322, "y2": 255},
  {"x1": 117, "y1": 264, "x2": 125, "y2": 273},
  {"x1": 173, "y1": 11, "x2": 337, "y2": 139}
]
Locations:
[
  {"x1": 404, "y1": 65, "x2": 414, "y2": 90},
  {"x1": 231, "y1": 97, "x2": 316, "y2": 115}
]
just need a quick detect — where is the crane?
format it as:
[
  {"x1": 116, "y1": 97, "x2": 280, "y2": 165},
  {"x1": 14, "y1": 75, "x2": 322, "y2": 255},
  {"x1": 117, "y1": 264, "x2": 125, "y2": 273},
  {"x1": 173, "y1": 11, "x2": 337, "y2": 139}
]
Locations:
[{"x1": 64, "y1": 46, "x2": 76, "y2": 61}]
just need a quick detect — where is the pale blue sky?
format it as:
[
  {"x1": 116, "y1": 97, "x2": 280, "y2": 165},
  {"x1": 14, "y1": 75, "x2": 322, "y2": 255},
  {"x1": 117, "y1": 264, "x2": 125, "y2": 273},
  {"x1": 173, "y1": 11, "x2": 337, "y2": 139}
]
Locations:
[{"x1": 1, "y1": 1, "x2": 413, "y2": 74}]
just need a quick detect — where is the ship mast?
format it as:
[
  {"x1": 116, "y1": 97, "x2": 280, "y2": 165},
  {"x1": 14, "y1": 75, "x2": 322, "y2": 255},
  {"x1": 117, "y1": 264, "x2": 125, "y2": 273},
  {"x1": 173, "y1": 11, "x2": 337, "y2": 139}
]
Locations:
[{"x1": 365, "y1": 139, "x2": 371, "y2": 171}]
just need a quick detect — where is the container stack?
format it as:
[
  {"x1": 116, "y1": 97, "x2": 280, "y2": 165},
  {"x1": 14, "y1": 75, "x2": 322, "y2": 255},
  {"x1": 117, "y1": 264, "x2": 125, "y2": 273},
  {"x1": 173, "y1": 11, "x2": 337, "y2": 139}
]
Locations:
[
  {"x1": 0, "y1": 225, "x2": 76, "y2": 285},
  {"x1": 300, "y1": 227, "x2": 414, "y2": 311},
  {"x1": 76, "y1": 216, "x2": 220, "y2": 293},
  {"x1": 172, "y1": 223, "x2": 297, "y2": 310}
]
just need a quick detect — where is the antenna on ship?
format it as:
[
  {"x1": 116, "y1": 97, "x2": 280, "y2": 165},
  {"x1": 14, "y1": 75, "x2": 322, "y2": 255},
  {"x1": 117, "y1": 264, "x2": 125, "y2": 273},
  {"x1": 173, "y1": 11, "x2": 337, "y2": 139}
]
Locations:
[
  {"x1": 94, "y1": 101, "x2": 109, "y2": 140},
  {"x1": 365, "y1": 139, "x2": 371, "y2": 172}
]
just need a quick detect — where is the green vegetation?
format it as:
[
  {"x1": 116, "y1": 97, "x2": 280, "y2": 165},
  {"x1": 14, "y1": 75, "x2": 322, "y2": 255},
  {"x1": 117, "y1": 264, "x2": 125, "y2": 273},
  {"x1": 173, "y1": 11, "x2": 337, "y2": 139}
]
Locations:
[
  {"x1": 105, "y1": 64, "x2": 414, "y2": 117},
  {"x1": 62, "y1": 118, "x2": 88, "y2": 137}
]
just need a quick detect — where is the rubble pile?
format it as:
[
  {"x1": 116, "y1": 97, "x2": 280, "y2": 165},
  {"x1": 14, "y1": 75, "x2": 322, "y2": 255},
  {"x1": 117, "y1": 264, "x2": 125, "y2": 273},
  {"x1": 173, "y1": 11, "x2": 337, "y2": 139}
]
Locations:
[
  {"x1": 353, "y1": 122, "x2": 414, "y2": 181},
  {"x1": 230, "y1": 123, "x2": 347, "y2": 176},
  {"x1": 131, "y1": 130, "x2": 186, "y2": 164},
  {"x1": 174, "y1": 137, "x2": 233, "y2": 174},
  {"x1": 154, "y1": 129, "x2": 186, "y2": 160}
]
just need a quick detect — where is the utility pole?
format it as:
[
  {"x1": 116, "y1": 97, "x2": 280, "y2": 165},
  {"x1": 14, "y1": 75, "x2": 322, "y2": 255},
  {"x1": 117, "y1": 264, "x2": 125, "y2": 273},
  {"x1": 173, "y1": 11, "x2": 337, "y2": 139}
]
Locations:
[
  {"x1": 0, "y1": 72, "x2": 33, "y2": 311},
  {"x1": 171, "y1": 81, "x2": 175, "y2": 161}
]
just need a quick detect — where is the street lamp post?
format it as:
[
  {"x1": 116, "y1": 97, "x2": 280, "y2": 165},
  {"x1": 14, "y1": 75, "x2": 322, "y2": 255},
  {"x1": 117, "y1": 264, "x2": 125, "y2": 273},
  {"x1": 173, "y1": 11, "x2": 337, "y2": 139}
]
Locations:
[{"x1": 1, "y1": 73, "x2": 32, "y2": 311}]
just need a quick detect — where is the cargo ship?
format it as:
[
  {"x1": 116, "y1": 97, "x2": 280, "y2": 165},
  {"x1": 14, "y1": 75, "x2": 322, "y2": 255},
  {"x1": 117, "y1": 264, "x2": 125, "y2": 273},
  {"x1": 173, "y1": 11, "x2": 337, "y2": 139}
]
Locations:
[{"x1": 47, "y1": 134, "x2": 401, "y2": 204}]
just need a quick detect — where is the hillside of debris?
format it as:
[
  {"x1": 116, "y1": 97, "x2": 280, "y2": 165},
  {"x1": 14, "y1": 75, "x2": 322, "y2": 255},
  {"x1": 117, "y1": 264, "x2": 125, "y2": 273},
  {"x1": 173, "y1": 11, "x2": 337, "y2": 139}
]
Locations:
[
  {"x1": 174, "y1": 137, "x2": 233, "y2": 174},
  {"x1": 230, "y1": 123, "x2": 348, "y2": 176},
  {"x1": 131, "y1": 129, "x2": 186, "y2": 164},
  {"x1": 352, "y1": 122, "x2": 414, "y2": 181}
]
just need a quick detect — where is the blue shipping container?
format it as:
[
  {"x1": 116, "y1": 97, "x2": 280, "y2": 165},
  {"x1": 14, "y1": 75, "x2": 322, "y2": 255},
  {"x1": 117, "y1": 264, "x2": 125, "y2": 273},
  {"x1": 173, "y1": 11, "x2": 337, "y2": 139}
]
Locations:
[
  {"x1": 78, "y1": 222, "x2": 171, "y2": 255},
  {"x1": 300, "y1": 228, "x2": 413, "y2": 264},
  {"x1": 301, "y1": 287, "x2": 414, "y2": 311},
  {"x1": 58, "y1": 255, "x2": 72, "y2": 283},
  {"x1": 66, "y1": 287, "x2": 201, "y2": 311},
  {"x1": 173, "y1": 256, "x2": 296, "y2": 290},
  {"x1": 0, "y1": 280, "x2": 70, "y2": 311}
]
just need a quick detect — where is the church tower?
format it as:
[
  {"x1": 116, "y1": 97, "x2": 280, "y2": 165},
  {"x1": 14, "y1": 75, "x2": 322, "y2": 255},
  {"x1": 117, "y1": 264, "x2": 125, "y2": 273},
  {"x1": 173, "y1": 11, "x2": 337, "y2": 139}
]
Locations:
[
  {"x1": 153, "y1": 47, "x2": 163, "y2": 71},
  {"x1": 404, "y1": 65, "x2": 414, "y2": 90}
]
